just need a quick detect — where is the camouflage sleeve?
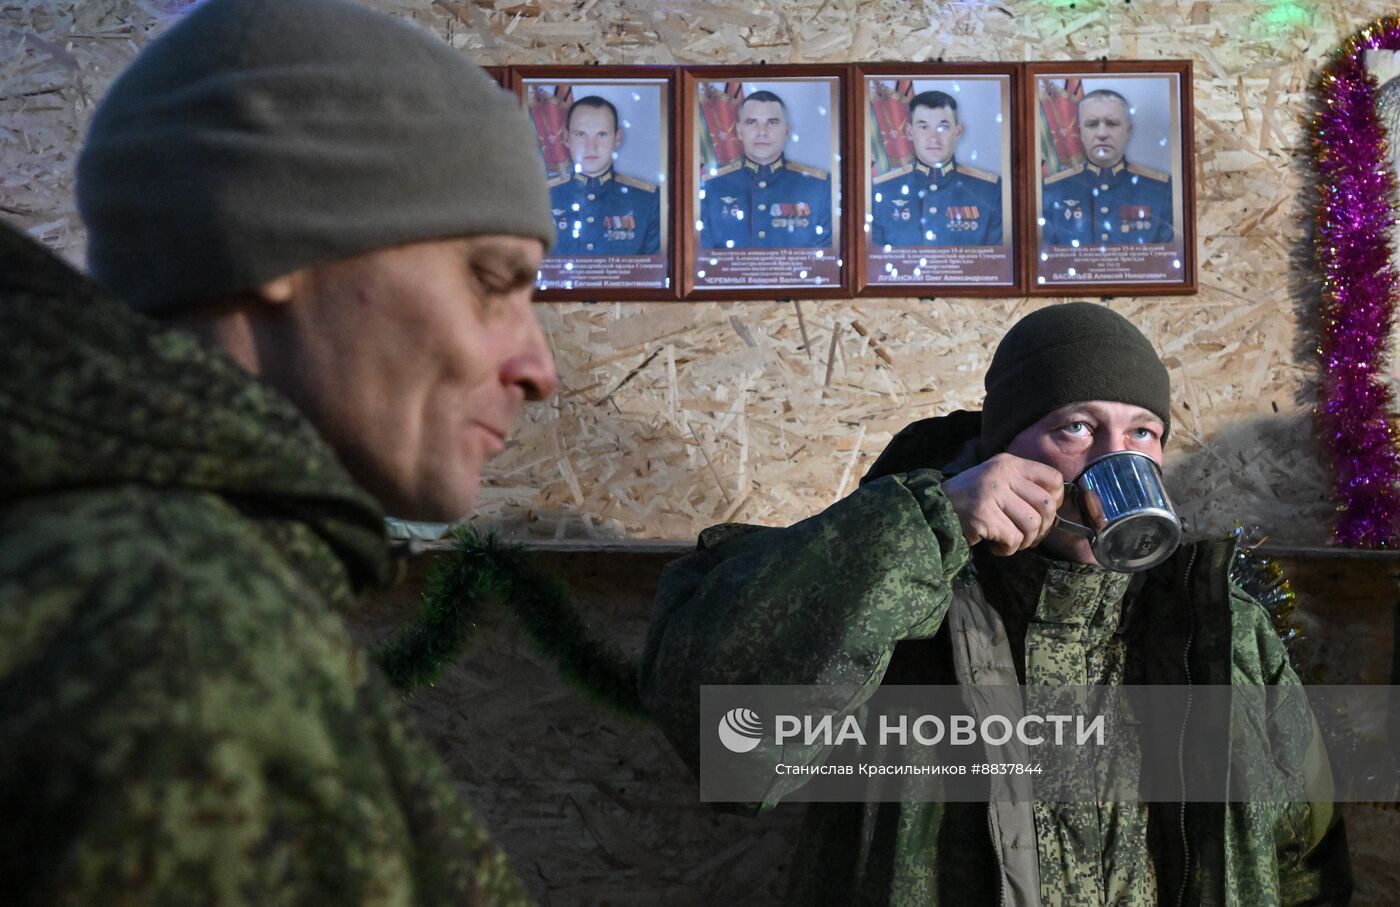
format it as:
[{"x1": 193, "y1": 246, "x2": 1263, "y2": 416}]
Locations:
[
  {"x1": 0, "y1": 492, "x2": 532, "y2": 907},
  {"x1": 1223, "y1": 583, "x2": 1353, "y2": 906},
  {"x1": 638, "y1": 469, "x2": 969, "y2": 803}
]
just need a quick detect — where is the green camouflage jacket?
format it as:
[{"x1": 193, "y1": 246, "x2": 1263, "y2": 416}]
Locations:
[
  {"x1": 0, "y1": 224, "x2": 529, "y2": 905},
  {"x1": 640, "y1": 412, "x2": 1351, "y2": 906}
]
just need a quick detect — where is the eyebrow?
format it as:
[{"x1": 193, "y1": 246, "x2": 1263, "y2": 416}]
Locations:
[
  {"x1": 1050, "y1": 404, "x2": 1163, "y2": 424},
  {"x1": 470, "y1": 244, "x2": 538, "y2": 284}
]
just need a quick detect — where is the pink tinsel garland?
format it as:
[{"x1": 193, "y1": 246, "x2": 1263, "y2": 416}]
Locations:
[{"x1": 1314, "y1": 16, "x2": 1400, "y2": 547}]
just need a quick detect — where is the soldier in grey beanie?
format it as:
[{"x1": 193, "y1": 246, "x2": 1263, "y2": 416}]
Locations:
[
  {"x1": 5, "y1": 0, "x2": 565, "y2": 902},
  {"x1": 77, "y1": 0, "x2": 558, "y2": 522}
]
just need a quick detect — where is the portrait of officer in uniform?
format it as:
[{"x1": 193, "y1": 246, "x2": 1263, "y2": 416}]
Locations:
[
  {"x1": 548, "y1": 95, "x2": 661, "y2": 257},
  {"x1": 699, "y1": 89, "x2": 832, "y2": 251},
  {"x1": 870, "y1": 89, "x2": 1002, "y2": 248},
  {"x1": 1040, "y1": 88, "x2": 1174, "y2": 247}
]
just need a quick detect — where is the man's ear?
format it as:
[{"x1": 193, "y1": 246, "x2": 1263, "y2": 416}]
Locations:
[
  {"x1": 255, "y1": 272, "x2": 299, "y2": 306},
  {"x1": 614, "y1": 127, "x2": 625, "y2": 150}
]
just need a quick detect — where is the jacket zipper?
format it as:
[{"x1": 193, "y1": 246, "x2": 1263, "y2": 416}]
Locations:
[
  {"x1": 988, "y1": 798, "x2": 1007, "y2": 906},
  {"x1": 1175, "y1": 546, "x2": 1198, "y2": 907}
]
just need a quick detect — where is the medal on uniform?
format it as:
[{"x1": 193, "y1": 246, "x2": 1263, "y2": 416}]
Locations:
[
  {"x1": 603, "y1": 213, "x2": 637, "y2": 241},
  {"x1": 1119, "y1": 204, "x2": 1152, "y2": 229},
  {"x1": 949, "y1": 206, "x2": 981, "y2": 230},
  {"x1": 771, "y1": 202, "x2": 811, "y2": 228}
]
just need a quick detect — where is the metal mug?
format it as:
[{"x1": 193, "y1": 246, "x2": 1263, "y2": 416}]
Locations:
[{"x1": 1053, "y1": 450, "x2": 1182, "y2": 572}]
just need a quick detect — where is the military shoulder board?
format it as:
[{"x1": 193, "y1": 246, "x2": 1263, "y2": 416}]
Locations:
[
  {"x1": 955, "y1": 163, "x2": 999, "y2": 183},
  {"x1": 1043, "y1": 164, "x2": 1084, "y2": 185},
  {"x1": 1126, "y1": 162, "x2": 1170, "y2": 183},
  {"x1": 702, "y1": 161, "x2": 742, "y2": 182},
  {"x1": 784, "y1": 161, "x2": 829, "y2": 180},
  {"x1": 615, "y1": 173, "x2": 658, "y2": 192},
  {"x1": 873, "y1": 165, "x2": 913, "y2": 185}
]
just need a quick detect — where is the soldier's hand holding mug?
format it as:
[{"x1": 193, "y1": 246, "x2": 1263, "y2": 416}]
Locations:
[{"x1": 942, "y1": 453, "x2": 1065, "y2": 556}]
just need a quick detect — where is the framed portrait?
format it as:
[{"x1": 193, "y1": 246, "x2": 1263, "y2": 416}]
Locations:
[
  {"x1": 515, "y1": 66, "x2": 676, "y2": 300},
  {"x1": 680, "y1": 66, "x2": 851, "y2": 299},
  {"x1": 1024, "y1": 61, "x2": 1196, "y2": 295},
  {"x1": 853, "y1": 64, "x2": 1019, "y2": 296}
]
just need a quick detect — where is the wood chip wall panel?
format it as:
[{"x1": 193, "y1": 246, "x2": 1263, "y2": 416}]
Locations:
[{"x1": 4, "y1": 0, "x2": 1391, "y2": 545}]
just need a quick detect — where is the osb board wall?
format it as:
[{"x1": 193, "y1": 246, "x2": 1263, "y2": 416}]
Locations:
[{"x1": 2, "y1": 0, "x2": 1392, "y2": 543}]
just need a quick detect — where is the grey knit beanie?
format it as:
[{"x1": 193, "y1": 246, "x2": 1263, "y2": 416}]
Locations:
[
  {"x1": 77, "y1": 0, "x2": 554, "y2": 313},
  {"x1": 980, "y1": 302, "x2": 1171, "y2": 456}
]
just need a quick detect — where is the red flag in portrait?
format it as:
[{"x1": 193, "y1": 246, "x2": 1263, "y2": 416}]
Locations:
[
  {"x1": 869, "y1": 80, "x2": 916, "y2": 175},
  {"x1": 1039, "y1": 78, "x2": 1085, "y2": 177},
  {"x1": 530, "y1": 84, "x2": 574, "y2": 179},
  {"x1": 700, "y1": 82, "x2": 745, "y2": 170}
]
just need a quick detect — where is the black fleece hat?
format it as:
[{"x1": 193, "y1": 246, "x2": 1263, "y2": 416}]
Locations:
[{"x1": 980, "y1": 302, "x2": 1171, "y2": 455}]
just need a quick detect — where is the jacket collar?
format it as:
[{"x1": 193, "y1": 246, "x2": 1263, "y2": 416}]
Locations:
[
  {"x1": 0, "y1": 222, "x2": 392, "y2": 601},
  {"x1": 914, "y1": 159, "x2": 957, "y2": 178},
  {"x1": 986, "y1": 548, "x2": 1133, "y2": 632},
  {"x1": 1086, "y1": 160, "x2": 1127, "y2": 177},
  {"x1": 573, "y1": 168, "x2": 614, "y2": 189},
  {"x1": 744, "y1": 157, "x2": 785, "y2": 177}
]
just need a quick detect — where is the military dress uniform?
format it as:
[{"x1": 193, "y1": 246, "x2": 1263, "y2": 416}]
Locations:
[
  {"x1": 870, "y1": 159, "x2": 1002, "y2": 247},
  {"x1": 1040, "y1": 160, "x2": 1173, "y2": 247},
  {"x1": 699, "y1": 157, "x2": 832, "y2": 250},
  {"x1": 548, "y1": 167, "x2": 660, "y2": 256}
]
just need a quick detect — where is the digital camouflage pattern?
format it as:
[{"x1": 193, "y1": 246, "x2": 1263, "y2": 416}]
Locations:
[
  {"x1": 0, "y1": 224, "x2": 530, "y2": 905},
  {"x1": 640, "y1": 412, "x2": 1351, "y2": 906},
  {"x1": 980, "y1": 551, "x2": 1155, "y2": 907}
]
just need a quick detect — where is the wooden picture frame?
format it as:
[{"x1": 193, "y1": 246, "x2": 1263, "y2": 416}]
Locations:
[
  {"x1": 1022, "y1": 61, "x2": 1196, "y2": 296},
  {"x1": 514, "y1": 66, "x2": 679, "y2": 301},
  {"x1": 853, "y1": 63, "x2": 1021, "y2": 297},
  {"x1": 679, "y1": 65, "x2": 853, "y2": 300}
]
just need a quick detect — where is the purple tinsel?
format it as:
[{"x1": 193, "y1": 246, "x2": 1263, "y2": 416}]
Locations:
[{"x1": 1314, "y1": 17, "x2": 1400, "y2": 547}]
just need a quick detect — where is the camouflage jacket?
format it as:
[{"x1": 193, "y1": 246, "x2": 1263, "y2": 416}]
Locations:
[
  {"x1": 0, "y1": 225, "x2": 530, "y2": 905},
  {"x1": 640, "y1": 412, "x2": 1351, "y2": 906}
]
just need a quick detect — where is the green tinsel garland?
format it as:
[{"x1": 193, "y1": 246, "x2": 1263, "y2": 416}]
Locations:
[
  {"x1": 375, "y1": 528, "x2": 648, "y2": 719},
  {"x1": 1227, "y1": 525, "x2": 1302, "y2": 654}
]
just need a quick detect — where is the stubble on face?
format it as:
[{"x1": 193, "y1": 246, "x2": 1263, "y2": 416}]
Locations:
[
  {"x1": 1003, "y1": 400, "x2": 1165, "y2": 566},
  {"x1": 262, "y1": 235, "x2": 555, "y2": 522}
]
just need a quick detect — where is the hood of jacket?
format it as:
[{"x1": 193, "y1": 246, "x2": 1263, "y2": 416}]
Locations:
[
  {"x1": 0, "y1": 222, "x2": 389, "y2": 591},
  {"x1": 861, "y1": 410, "x2": 983, "y2": 485}
]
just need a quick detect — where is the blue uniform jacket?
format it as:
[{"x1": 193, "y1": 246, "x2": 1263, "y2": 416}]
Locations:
[
  {"x1": 548, "y1": 168, "x2": 660, "y2": 256},
  {"x1": 1040, "y1": 160, "x2": 1174, "y2": 247},
  {"x1": 699, "y1": 157, "x2": 832, "y2": 250},
  {"x1": 869, "y1": 159, "x2": 1002, "y2": 248}
]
